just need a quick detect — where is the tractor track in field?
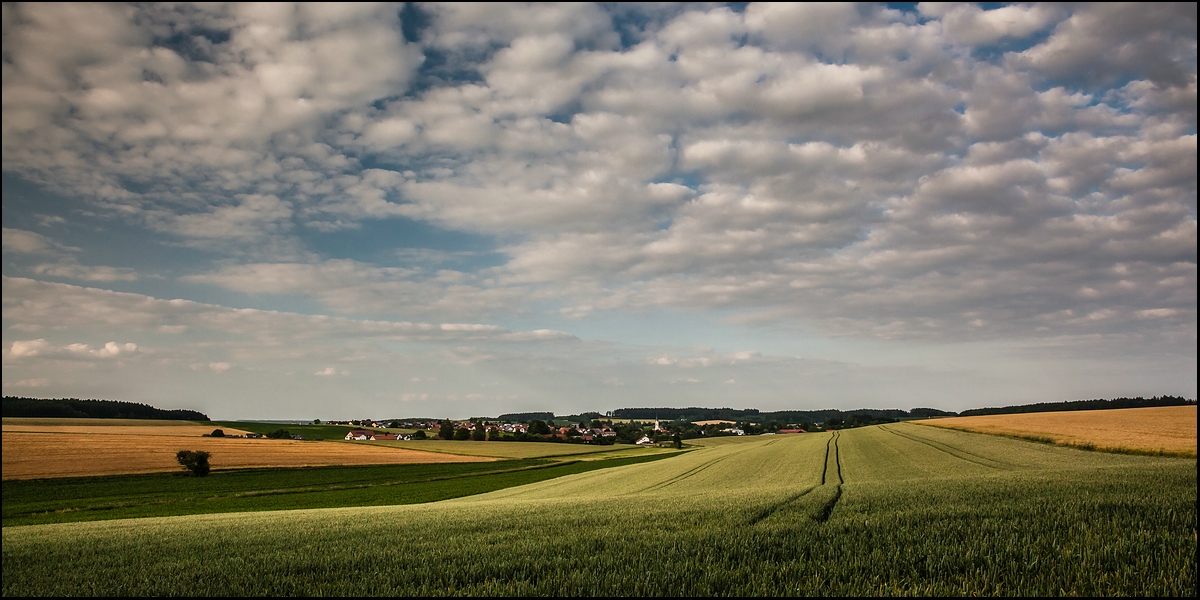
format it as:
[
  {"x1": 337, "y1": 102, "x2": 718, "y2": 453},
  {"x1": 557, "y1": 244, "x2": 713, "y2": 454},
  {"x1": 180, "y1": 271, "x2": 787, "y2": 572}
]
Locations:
[
  {"x1": 747, "y1": 486, "x2": 816, "y2": 525},
  {"x1": 638, "y1": 453, "x2": 729, "y2": 493},
  {"x1": 813, "y1": 431, "x2": 843, "y2": 523},
  {"x1": 879, "y1": 425, "x2": 1010, "y2": 469}
]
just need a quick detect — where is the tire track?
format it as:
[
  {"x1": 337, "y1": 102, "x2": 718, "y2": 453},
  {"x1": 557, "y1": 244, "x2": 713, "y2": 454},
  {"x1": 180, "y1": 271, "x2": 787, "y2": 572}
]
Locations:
[
  {"x1": 880, "y1": 425, "x2": 1008, "y2": 469},
  {"x1": 747, "y1": 486, "x2": 816, "y2": 525},
  {"x1": 820, "y1": 432, "x2": 833, "y2": 485},
  {"x1": 813, "y1": 431, "x2": 843, "y2": 523},
  {"x1": 638, "y1": 453, "x2": 728, "y2": 493}
]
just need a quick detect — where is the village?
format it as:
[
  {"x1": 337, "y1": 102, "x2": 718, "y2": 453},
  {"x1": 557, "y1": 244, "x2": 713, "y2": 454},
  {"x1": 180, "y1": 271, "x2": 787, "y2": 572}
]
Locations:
[{"x1": 330, "y1": 417, "x2": 806, "y2": 446}]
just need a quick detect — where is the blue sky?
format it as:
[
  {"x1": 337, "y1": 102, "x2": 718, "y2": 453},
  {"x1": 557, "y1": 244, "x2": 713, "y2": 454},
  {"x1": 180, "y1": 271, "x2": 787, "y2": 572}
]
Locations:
[{"x1": 2, "y1": 3, "x2": 1196, "y2": 419}]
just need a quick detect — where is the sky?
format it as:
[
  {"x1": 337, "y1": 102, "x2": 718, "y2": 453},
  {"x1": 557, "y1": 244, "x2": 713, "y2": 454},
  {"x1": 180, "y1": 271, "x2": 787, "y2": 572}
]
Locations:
[{"x1": 2, "y1": 2, "x2": 1196, "y2": 420}]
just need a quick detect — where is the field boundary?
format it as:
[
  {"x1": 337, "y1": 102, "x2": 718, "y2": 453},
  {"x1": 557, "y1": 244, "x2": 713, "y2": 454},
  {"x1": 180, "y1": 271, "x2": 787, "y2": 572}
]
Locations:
[{"x1": 914, "y1": 422, "x2": 1198, "y2": 458}]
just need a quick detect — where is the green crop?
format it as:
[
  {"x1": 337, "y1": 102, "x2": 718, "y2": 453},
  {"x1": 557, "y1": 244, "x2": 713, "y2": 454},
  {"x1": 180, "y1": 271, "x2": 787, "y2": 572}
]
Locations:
[
  {"x1": 3, "y1": 423, "x2": 1194, "y2": 596},
  {"x1": 2, "y1": 455, "x2": 671, "y2": 527}
]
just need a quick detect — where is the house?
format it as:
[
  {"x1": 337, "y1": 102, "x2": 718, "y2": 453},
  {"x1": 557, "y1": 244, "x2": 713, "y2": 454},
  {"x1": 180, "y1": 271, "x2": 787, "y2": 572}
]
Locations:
[
  {"x1": 345, "y1": 429, "x2": 373, "y2": 441},
  {"x1": 777, "y1": 428, "x2": 807, "y2": 434},
  {"x1": 635, "y1": 435, "x2": 654, "y2": 445},
  {"x1": 372, "y1": 433, "x2": 398, "y2": 441}
]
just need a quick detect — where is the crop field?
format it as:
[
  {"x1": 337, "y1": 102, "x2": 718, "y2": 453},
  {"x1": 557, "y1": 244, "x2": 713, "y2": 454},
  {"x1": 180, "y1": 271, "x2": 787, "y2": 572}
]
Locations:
[
  {"x1": 2, "y1": 431, "x2": 492, "y2": 480},
  {"x1": 2, "y1": 418, "x2": 253, "y2": 437},
  {"x1": 213, "y1": 421, "x2": 387, "y2": 441},
  {"x1": 3, "y1": 423, "x2": 1194, "y2": 596},
  {"x1": 2, "y1": 455, "x2": 672, "y2": 527},
  {"x1": 917, "y1": 405, "x2": 1197, "y2": 456}
]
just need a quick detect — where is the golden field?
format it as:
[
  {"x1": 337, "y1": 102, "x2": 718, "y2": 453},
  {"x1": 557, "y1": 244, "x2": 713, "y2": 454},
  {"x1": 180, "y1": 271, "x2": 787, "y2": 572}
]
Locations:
[
  {"x1": 917, "y1": 405, "x2": 1197, "y2": 457},
  {"x1": 1, "y1": 419, "x2": 493, "y2": 480},
  {"x1": 2, "y1": 418, "x2": 255, "y2": 437}
]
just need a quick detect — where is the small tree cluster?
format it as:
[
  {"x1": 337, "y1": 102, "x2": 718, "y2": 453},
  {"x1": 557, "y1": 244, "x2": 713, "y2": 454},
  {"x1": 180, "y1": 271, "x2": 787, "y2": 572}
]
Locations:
[{"x1": 175, "y1": 450, "x2": 211, "y2": 477}]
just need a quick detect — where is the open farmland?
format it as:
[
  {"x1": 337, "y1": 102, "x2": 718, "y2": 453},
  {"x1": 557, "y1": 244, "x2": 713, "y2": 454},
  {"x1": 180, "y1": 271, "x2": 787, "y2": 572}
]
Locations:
[
  {"x1": 2, "y1": 454, "x2": 672, "y2": 527},
  {"x1": 2, "y1": 418, "x2": 253, "y2": 437},
  {"x1": 2, "y1": 419, "x2": 492, "y2": 480},
  {"x1": 916, "y1": 405, "x2": 1197, "y2": 457},
  {"x1": 3, "y1": 423, "x2": 1194, "y2": 596}
]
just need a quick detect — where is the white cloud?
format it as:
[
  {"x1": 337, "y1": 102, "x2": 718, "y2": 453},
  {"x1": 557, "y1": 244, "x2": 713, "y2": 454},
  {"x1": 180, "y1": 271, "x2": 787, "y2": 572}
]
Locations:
[
  {"x1": 0, "y1": 4, "x2": 1194, "y2": 414},
  {"x1": 4, "y1": 339, "x2": 138, "y2": 361}
]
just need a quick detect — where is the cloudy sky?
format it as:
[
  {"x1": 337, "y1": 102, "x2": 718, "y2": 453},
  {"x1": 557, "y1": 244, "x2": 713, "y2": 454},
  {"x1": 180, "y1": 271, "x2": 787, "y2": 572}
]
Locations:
[{"x1": 2, "y1": 3, "x2": 1195, "y2": 420}]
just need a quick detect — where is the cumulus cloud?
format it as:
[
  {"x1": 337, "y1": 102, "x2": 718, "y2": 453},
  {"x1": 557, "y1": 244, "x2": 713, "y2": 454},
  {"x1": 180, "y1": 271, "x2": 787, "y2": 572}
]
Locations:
[
  {"x1": 3, "y1": 338, "x2": 139, "y2": 361},
  {"x1": 2, "y1": 276, "x2": 576, "y2": 346},
  {"x1": 1, "y1": 3, "x2": 1195, "y2": 360}
]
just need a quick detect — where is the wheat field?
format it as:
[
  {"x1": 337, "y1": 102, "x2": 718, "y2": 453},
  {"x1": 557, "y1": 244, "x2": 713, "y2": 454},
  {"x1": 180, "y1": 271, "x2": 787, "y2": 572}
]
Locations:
[
  {"x1": 2, "y1": 430, "x2": 493, "y2": 480},
  {"x1": 916, "y1": 405, "x2": 1197, "y2": 456}
]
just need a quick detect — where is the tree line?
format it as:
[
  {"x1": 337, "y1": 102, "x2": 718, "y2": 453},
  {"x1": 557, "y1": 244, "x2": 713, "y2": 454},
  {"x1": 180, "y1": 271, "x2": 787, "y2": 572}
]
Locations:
[{"x1": 2, "y1": 396, "x2": 210, "y2": 421}]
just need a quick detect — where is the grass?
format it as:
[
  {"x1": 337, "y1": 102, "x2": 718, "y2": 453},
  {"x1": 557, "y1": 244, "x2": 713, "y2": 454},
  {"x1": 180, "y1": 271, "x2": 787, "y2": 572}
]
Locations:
[
  {"x1": 2, "y1": 454, "x2": 673, "y2": 527},
  {"x1": 3, "y1": 423, "x2": 1194, "y2": 596}
]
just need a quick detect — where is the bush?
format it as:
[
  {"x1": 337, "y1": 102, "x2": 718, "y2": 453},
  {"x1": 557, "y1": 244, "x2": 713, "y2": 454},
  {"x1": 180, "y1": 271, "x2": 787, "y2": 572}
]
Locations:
[
  {"x1": 209, "y1": 429, "x2": 224, "y2": 438},
  {"x1": 454, "y1": 428, "x2": 471, "y2": 441},
  {"x1": 267, "y1": 429, "x2": 291, "y2": 439},
  {"x1": 175, "y1": 450, "x2": 211, "y2": 477},
  {"x1": 412, "y1": 430, "x2": 427, "y2": 440}
]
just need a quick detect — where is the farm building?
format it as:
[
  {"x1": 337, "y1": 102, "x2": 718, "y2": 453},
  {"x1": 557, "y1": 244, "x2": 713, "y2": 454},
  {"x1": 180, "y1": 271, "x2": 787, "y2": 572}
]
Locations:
[{"x1": 344, "y1": 430, "x2": 373, "y2": 441}]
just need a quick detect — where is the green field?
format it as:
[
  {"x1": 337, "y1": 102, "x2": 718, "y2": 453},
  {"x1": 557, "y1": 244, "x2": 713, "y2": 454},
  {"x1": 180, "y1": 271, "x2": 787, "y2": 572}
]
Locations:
[
  {"x1": 212, "y1": 421, "x2": 376, "y2": 440},
  {"x1": 2, "y1": 455, "x2": 671, "y2": 527},
  {"x1": 3, "y1": 423, "x2": 1195, "y2": 596}
]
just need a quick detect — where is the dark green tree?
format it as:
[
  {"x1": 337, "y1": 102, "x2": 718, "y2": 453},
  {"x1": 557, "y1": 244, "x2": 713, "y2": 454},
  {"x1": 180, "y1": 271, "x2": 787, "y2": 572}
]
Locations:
[
  {"x1": 439, "y1": 421, "x2": 454, "y2": 440},
  {"x1": 454, "y1": 427, "x2": 471, "y2": 441},
  {"x1": 471, "y1": 427, "x2": 486, "y2": 441},
  {"x1": 672, "y1": 433, "x2": 682, "y2": 449},
  {"x1": 528, "y1": 420, "x2": 550, "y2": 436},
  {"x1": 267, "y1": 429, "x2": 292, "y2": 439},
  {"x1": 175, "y1": 450, "x2": 211, "y2": 477},
  {"x1": 411, "y1": 429, "x2": 427, "y2": 440}
]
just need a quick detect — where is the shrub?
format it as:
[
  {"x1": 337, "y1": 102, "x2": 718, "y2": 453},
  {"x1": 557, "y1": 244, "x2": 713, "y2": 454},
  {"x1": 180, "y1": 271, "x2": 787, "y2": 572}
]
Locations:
[
  {"x1": 412, "y1": 430, "x2": 427, "y2": 440},
  {"x1": 209, "y1": 429, "x2": 224, "y2": 438},
  {"x1": 454, "y1": 428, "x2": 471, "y2": 441},
  {"x1": 175, "y1": 450, "x2": 211, "y2": 477},
  {"x1": 267, "y1": 429, "x2": 291, "y2": 439}
]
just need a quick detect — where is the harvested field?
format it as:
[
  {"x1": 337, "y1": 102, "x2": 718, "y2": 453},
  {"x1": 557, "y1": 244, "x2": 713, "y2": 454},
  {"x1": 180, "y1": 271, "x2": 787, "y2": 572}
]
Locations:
[
  {"x1": 2, "y1": 419, "x2": 254, "y2": 438},
  {"x1": 917, "y1": 405, "x2": 1197, "y2": 457},
  {"x1": 2, "y1": 432, "x2": 494, "y2": 480}
]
